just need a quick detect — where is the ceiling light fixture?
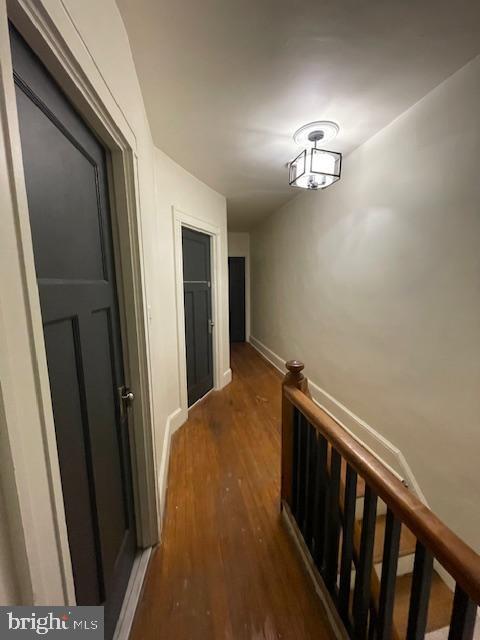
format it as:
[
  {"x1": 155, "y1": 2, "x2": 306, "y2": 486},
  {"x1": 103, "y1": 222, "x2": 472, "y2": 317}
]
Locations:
[{"x1": 289, "y1": 121, "x2": 342, "y2": 190}]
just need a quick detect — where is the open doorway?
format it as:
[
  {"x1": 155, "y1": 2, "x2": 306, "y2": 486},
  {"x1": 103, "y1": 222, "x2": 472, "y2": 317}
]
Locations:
[{"x1": 228, "y1": 257, "x2": 246, "y2": 342}]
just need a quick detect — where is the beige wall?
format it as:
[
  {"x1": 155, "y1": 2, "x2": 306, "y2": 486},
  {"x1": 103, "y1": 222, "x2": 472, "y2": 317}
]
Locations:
[
  {"x1": 251, "y1": 55, "x2": 480, "y2": 551},
  {"x1": 228, "y1": 232, "x2": 251, "y2": 341},
  {"x1": 0, "y1": 0, "x2": 228, "y2": 603}
]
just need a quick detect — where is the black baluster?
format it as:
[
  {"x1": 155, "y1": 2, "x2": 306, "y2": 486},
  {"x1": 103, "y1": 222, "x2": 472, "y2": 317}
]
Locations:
[
  {"x1": 368, "y1": 608, "x2": 377, "y2": 640},
  {"x1": 324, "y1": 447, "x2": 342, "y2": 593},
  {"x1": 305, "y1": 424, "x2": 318, "y2": 549},
  {"x1": 291, "y1": 408, "x2": 300, "y2": 516},
  {"x1": 448, "y1": 585, "x2": 477, "y2": 640},
  {"x1": 295, "y1": 413, "x2": 307, "y2": 528},
  {"x1": 377, "y1": 509, "x2": 402, "y2": 640},
  {"x1": 312, "y1": 432, "x2": 328, "y2": 567},
  {"x1": 301, "y1": 420, "x2": 312, "y2": 536},
  {"x1": 406, "y1": 542, "x2": 434, "y2": 640},
  {"x1": 339, "y1": 464, "x2": 357, "y2": 624},
  {"x1": 353, "y1": 485, "x2": 378, "y2": 640}
]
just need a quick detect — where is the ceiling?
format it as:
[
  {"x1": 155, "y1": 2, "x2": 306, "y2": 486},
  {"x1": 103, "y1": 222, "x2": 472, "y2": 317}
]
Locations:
[{"x1": 116, "y1": 0, "x2": 480, "y2": 230}]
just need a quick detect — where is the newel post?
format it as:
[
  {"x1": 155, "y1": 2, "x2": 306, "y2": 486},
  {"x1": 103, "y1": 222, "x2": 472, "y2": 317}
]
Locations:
[{"x1": 281, "y1": 360, "x2": 310, "y2": 508}]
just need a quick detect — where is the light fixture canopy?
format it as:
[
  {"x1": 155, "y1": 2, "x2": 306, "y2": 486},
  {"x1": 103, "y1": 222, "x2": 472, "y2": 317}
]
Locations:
[
  {"x1": 289, "y1": 121, "x2": 342, "y2": 190},
  {"x1": 293, "y1": 121, "x2": 339, "y2": 147}
]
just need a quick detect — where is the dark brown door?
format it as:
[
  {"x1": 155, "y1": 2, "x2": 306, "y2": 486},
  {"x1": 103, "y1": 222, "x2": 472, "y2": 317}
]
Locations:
[
  {"x1": 182, "y1": 227, "x2": 214, "y2": 406},
  {"x1": 228, "y1": 257, "x2": 246, "y2": 342},
  {"x1": 10, "y1": 26, "x2": 136, "y2": 638}
]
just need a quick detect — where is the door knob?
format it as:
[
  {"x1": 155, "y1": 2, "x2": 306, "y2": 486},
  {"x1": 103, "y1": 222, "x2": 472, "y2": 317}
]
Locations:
[
  {"x1": 120, "y1": 388, "x2": 135, "y2": 406},
  {"x1": 122, "y1": 390, "x2": 134, "y2": 402},
  {"x1": 118, "y1": 386, "x2": 134, "y2": 419}
]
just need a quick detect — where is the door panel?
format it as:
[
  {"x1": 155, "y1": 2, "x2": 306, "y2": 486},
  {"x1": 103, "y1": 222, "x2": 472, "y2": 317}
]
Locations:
[
  {"x1": 13, "y1": 88, "x2": 106, "y2": 281},
  {"x1": 10, "y1": 26, "x2": 136, "y2": 639},
  {"x1": 228, "y1": 257, "x2": 246, "y2": 342},
  {"x1": 43, "y1": 318, "x2": 102, "y2": 604},
  {"x1": 184, "y1": 290, "x2": 197, "y2": 387},
  {"x1": 182, "y1": 228, "x2": 214, "y2": 406}
]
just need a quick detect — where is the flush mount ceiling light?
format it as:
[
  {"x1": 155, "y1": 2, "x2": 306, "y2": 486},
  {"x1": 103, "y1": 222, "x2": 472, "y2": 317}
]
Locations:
[{"x1": 289, "y1": 121, "x2": 342, "y2": 190}]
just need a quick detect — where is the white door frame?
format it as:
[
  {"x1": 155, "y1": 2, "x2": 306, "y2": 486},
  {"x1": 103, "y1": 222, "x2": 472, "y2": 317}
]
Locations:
[
  {"x1": 172, "y1": 206, "x2": 223, "y2": 421},
  {"x1": 0, "y1": 0, "x2": 159, "y2": 606}
]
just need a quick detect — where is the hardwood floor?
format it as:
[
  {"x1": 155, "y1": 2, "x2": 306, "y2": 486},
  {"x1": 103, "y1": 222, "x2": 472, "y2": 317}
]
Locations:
[{"x1": 130, "y1": 343, "x2": 335, "y2": 640}]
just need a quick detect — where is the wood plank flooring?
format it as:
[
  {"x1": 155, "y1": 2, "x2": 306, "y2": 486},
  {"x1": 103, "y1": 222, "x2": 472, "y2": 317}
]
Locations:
[{"x1": 130, "y1": 343, "x2": 334, "y2": 640}]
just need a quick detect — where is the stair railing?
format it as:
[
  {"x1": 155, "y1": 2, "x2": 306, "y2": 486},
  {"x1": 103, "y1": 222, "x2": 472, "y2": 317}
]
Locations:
[{"x1": 281, "y1": 360, "x2": 480, "y2": 640}]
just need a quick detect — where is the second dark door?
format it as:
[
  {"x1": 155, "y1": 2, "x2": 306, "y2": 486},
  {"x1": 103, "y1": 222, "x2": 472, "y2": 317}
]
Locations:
[
  {"x1": 182, "y1": 228, "x2": 214, "y2": 406},
  {"x1": 228, "y1": 257, "x2": 246, "y2": 342}
]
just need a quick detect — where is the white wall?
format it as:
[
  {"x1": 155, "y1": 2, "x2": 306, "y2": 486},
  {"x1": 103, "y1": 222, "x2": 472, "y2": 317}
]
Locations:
[
  {"x1": 228, "y1": 232, "x2": 251, "y2": 341},
  {"x1": 251, "y1": 55, "x2": 480, "y2": 552},
  {"x1": 0, "y1": 0, "x2": 228, "y2": 603}
]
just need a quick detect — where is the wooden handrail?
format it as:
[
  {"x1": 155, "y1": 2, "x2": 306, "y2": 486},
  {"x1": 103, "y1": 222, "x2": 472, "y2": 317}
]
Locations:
[{"x1": 283, "y1": 382, "x2": 480, "y2": 605}]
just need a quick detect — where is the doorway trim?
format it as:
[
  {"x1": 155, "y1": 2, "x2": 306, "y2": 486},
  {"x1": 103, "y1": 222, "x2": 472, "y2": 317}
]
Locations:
[
  {"x1": 0, "y1": 0, "x2": 159, "y2": 606},
  {"x1": 172, "y1": 206, "x2": 224, "y2": 421}
]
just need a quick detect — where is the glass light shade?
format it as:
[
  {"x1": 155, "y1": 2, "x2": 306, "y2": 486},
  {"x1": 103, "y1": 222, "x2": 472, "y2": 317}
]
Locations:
[{"x1": 289, "y1": 147, "x2": 342, "y2": 190}]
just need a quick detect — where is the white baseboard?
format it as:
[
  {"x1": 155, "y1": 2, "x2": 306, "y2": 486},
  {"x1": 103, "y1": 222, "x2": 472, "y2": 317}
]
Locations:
[
  {"x1": 250, "y1": 336, "x2": 285, "y2": 372},
  {"x1": 222, "y1": 367, "x2": 232, "y2": 387},
  {"x1": 158, "y1": 407, "x2": 187, "y2": 525},
  {"x1": 170, "y1": 406, "x2": 188, "y2": 433},
  {"x1": 113, "y1": 546, "x2": 152, "y2": 640},
  {"x1": 249, "y1": 335, "x2": 428, "y2": 505}
]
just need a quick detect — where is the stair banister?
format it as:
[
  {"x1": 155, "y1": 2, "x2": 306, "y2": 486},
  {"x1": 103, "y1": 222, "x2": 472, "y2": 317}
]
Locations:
[{"x1": 281, "y1": 359, "x2": 480, "y2": 640}]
